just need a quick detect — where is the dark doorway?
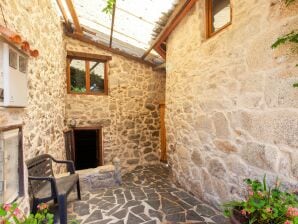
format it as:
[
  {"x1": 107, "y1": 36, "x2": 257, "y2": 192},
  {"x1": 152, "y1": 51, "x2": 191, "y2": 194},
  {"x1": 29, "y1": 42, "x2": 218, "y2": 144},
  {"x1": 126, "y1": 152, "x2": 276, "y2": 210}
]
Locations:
[{"x1": 64, "y1": 127, "x2": 103, "y2": 170}]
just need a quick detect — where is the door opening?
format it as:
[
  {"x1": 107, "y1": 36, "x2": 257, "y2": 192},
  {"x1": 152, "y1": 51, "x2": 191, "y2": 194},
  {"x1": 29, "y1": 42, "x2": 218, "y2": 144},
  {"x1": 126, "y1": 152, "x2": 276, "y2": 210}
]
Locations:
[{"x1": 64, "y1": 127, "x2": 103, "y2": 170}]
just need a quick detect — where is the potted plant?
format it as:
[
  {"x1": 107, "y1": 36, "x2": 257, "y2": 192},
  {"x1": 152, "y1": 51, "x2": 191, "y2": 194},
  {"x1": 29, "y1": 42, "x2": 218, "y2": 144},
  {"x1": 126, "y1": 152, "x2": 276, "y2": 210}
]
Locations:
[
  {"x1": 223, "y1": 176, "x2": 298, "y2": 224},
  {"x1": 0, "y1": 202, "x2": 54, "y2": 224}
]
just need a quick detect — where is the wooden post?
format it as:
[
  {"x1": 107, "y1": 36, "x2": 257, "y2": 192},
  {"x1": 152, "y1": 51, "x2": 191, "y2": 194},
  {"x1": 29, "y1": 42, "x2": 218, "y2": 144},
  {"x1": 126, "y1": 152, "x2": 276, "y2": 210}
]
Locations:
[{"x1": 159, "y1": 104, "x2": 167, "y2": 162}]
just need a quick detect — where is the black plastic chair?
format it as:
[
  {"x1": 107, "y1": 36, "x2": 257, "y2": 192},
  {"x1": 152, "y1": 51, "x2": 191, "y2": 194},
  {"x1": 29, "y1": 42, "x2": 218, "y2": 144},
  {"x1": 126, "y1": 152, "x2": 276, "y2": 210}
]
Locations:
[{"x1": 26, "y1": 154, "x2": 81, "y2": 224}]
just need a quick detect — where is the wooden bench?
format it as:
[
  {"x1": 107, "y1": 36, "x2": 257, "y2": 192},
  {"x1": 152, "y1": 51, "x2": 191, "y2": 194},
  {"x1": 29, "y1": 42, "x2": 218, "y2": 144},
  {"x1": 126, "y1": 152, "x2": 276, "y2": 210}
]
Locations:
[{"x1": 26, "y1": 154, "x2": 81, "y2": 224}]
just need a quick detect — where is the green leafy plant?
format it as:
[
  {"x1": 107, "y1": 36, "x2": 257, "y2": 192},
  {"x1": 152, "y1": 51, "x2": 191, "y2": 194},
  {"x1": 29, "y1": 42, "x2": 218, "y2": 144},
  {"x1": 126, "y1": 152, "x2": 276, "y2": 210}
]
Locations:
[
  {"x1": 223, "y1": 176, "x2": 298, "y2": 224},
  {"x1": 271, "y1": 31, "x2": 298, "y2": 49},
  {"x1": 0, "y1": 203, "x2": 54, "y2": 224},
  {"x1": 103, "y1": 0, "x2": 116, "y2": 14}
]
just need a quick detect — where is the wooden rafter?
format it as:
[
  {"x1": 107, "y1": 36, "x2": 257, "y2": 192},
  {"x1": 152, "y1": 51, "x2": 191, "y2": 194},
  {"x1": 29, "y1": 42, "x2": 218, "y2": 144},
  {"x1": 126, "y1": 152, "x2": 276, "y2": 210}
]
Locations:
[
  {"x1": 67, "y1": 51, "x2": 112, "y2": 61},
  {"x1": 153, "y1": 63, "x2": 166, "y2": 71},
  {"x1": 155, "y1": 45, "x2": 166, "y2": 59},
  {"x1": 109, "y1": 0, "x2": 117, "y2": 48},
  {"x1": 56, "y1": 0, "x2": 71, "y2": 30},
  {"x1": 65, "y1": 29, "x2": 155, "y2": 67},
  {"x1": 65, "y1": 0, "x2": 83, "y2": 34},
  {"x1": 82, "y1": 27, "x2": 96, "y2": 35},
  {"x1": 142, "y1": 0, "x2": 198, "y2": 59}
]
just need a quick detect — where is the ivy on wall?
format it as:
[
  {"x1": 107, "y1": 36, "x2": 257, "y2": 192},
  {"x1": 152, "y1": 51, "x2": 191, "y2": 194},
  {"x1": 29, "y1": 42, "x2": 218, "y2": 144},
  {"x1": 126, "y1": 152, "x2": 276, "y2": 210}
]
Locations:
[
  {"x1": 271, "y1": 0, "x2": 298, "y2": 87},
  {"x1": 285, "y1": 0, "x2": 296, "y2": 5}
]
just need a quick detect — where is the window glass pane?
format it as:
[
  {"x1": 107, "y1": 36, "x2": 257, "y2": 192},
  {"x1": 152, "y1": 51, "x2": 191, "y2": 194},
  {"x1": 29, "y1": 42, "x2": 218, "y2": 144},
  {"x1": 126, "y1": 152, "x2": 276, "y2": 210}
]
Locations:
[
  {"x1": 70, "y1": 59, "x2": 86, "y2": 93},
  {"x1": 90, "y1": 61, "x2": 105, "y2": 93},
  {"x1": 212, "y1": 0, "x2": 231, "y2": 33},
  {"x1": 9, "y1": 49, "x2": 17, "y2": 69},
  {"x1": 19, "y1": 56, "x2": 28, "y2": 73}
]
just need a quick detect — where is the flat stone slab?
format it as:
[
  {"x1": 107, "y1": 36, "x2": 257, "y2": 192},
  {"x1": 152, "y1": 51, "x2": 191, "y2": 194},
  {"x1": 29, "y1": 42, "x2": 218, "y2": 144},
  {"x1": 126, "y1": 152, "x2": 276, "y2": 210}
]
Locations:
[
  {"x1": 77, "y1": 165, "x2": 120, "y2": 191},
  {"x1": 77, "y1": 165, "x2": 116, "y2": 176},
  {"x1": 66, "y1": 164, "x2": 225, "y2": 223}
]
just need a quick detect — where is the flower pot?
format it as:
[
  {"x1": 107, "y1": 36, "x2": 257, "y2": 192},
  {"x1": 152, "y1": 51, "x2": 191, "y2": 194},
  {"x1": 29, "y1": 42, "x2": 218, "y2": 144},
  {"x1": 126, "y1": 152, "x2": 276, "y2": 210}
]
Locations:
[{"x1": 230, "y1": 209, "x2": 249, "y2": 224}]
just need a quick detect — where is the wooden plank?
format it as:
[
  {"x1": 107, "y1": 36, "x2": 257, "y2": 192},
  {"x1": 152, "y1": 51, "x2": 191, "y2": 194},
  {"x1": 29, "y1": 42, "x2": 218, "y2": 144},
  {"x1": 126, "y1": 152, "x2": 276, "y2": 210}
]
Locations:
[
  {"x1": 82, "y1": 27, "x2": 97, "y2": 35},
  {"x1": 99, "y1": 128, "x2": 104, "y2": 166},
  {"x1": 104, "y1": 62, "x2": 109, "y2": 95},
  {"x1": 73, "y1": 126, "x2": 102, "y2": 130},
  {"x1": 206, "y1": 0, "x2": 212, "y2": 38},
  {"x1": 65, "y1": 0, "x2": 83, "y2": 34},
  {"x1": 142, "y1": 0, "x2": 198, "y2": 59},
  {"x1": 65, "y1": 30, "x2": 155, "y2": 67},
  {"x1": 154, "y1": 45, "x2": 166, "y2": 59},
  {"x1": 159, "y1": 104, "x2": 167, "y2": 163},
  {"x1": 18, "y1": 126, "x2": 25, "y2": 197},
  {"x1": 63, "y1": 129, "x2": 75, "y2": 162},
  {"x1": 109, "y1": 0, "x2": 117, "y2": 48},
  {"x1": 67, "y1": 50, "x2": 112, "y2": 61},
  {"x1": 0, "y1": 124, "x2": 23, "y2": 132},
  {"x1": 153, "y1": 63, "x2": 166, "y2": 71},
  {"x1": 86, "y1": 61, "x2": 90, "y2": 93},
  {"x1": 66, "y1": 58, "x2": 71, "y2": 94},
  {"x1": 56, "y1": 0, "x2": 71, "y2": 30}
]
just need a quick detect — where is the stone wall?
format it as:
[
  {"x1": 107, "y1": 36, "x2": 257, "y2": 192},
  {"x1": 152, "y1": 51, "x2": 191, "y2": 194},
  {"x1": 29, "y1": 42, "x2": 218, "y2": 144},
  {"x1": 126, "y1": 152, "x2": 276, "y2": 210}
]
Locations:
[
  {"x1": 0, "y1": 0, "x2": 66, "y2": 207},
  {"x1": 65, "y1": 37, "x2": 166, "y2": 171},
  {"x1": 166, "y1": 0, "x2": 298, "y2": 208}
]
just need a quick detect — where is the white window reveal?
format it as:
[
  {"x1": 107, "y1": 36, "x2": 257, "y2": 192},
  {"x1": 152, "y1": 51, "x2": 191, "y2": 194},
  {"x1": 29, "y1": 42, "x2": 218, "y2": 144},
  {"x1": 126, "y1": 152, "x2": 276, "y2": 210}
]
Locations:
[{"x1": 0, "y1": 125, "x2": 24, "y2": 203}]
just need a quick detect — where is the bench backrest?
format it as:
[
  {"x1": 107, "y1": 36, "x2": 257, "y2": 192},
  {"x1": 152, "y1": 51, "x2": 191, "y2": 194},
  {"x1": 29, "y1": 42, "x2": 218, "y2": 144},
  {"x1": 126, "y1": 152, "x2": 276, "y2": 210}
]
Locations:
[{"x1": 26, "y1": 154, "x2": 54, "y2": 195}]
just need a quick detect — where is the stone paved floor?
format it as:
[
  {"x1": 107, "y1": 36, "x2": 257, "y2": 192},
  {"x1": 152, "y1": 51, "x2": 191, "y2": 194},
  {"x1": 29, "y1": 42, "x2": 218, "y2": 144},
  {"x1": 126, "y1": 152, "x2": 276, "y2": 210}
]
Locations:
[{"x1": 65, "y1": 164, "x2": 229, "y2": 224}]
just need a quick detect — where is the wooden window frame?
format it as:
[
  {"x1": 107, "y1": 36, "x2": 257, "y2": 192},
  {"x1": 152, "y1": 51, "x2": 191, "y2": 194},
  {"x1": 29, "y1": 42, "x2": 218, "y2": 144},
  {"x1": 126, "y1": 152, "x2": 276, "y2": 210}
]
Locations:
[
  {"x1": 66, "y1": 51, "x2": 111, "y2": 96},
  {"x1": 206, "y1": 0, "x2": 232, "y2": 38}
]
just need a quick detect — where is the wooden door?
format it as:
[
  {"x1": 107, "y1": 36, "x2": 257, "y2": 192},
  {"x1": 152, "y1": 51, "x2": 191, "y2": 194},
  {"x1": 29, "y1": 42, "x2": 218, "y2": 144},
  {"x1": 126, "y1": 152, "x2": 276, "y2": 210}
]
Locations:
[
  {"x1": 160, "y1": 104, "x2": 167, "y2": 162},
  {"x1": 64, "y1": 129, "x2": 75, "y2": 162}
]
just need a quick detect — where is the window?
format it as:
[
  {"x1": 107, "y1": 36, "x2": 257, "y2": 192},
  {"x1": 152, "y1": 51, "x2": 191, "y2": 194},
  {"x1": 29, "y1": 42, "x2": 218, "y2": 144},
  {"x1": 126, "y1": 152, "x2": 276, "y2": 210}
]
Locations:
[
  {"x1": 0, "y1": 125, "x2": 24, "y2": 203},
  {"x1": 66, "y1": 51, "x2": 111, "y2": 95},
  {"x1": 206, "y1": 0, "x2": 232, "y2": 37}
]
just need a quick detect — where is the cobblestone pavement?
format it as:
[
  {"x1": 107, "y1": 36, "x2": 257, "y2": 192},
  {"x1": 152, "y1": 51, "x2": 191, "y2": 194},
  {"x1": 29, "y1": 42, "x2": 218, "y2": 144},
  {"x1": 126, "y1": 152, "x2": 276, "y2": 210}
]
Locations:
[{"x1": 66, "y1": 164, "x2": 229, "y2": 224}]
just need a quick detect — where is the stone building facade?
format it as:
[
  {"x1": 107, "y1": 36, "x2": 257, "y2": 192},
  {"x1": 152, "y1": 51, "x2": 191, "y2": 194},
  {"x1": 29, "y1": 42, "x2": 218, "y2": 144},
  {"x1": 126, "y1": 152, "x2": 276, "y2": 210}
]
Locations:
[
  {"x1": 166, "y1": 0, "x2": 298, "y2": 208},
  {"x1": 0, "y1": 0, "x2": 66, "y2": 160},
  {"x1": 65, "y1": 37, "x2": 165, "y2": 171},
  {"x1": 0, "y1": 0, "x2": 165, "y2": 208},
  {"x1": 0, "y1": 0, "x2": 66, "y2": 210}
]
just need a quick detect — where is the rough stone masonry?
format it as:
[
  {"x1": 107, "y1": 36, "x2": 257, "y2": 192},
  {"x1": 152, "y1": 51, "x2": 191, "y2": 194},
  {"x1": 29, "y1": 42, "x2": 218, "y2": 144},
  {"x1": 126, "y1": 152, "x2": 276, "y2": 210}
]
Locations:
[
  {"x1": 166, "y1": 0, "x2": 298, "y2": 208},
  {"x1": 65, "y1": 37, "x2": 166, "y2": 172}
]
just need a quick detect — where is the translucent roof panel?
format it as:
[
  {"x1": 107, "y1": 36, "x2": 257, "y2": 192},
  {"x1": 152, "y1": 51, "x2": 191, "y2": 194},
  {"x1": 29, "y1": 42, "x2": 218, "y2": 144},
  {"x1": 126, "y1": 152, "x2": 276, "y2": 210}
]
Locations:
[
  {"x1": 52, "y1": 0, "x2": 178, "y2": 64},
  {"x1": 113, "y1": 0, "x2": 177, "y2": 50},
  {"x1": 74, "y1": 0, "x2": 112, "y2": 37}
]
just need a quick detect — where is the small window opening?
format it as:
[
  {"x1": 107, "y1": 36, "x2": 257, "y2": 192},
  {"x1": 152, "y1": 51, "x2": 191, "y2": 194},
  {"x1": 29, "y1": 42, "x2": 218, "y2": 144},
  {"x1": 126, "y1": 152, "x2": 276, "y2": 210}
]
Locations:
[
  {"x1": 66, "y1": 51, "x2": 111, "y2": 95},
  {"x1": 206, "y1": 0, "x2": 232, "y2": 37}
]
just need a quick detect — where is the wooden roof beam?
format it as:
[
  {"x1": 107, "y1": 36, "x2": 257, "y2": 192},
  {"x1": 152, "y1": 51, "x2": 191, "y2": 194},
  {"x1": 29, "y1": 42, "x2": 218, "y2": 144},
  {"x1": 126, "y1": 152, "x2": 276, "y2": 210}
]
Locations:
[
  {"x1": 142, "y1": 0, "x2": 198, "y2": 60},
  {"x1": 56, "y1": 0, "x2": 71, "y2": 31},
  {"x1": 153, "y1": 63, "x2": 166, "y2": 71},
  {"x1": 65, "y1": 0, "x2": 83, "y2": 34}
]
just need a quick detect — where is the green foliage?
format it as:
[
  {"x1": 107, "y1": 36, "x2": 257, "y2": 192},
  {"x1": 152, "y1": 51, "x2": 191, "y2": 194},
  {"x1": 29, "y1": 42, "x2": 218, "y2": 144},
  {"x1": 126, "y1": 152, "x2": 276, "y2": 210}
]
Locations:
[
  {"x1": 271, "y1": 30, "x2": 298, "y2": 49},
  {"x1": 0, "y1": 203, "x2": 54, "y2": 224},
  {"x1": 70, "y1": 66, "x2": 104, "y2": 93},
  {"x1": 70, "y1": 67, "x2": 86, "y2": 92},
  {"x1": 285, "y1": 0, "x2": 296, "y2": 5},
  {"x1": 272, "y1": 0, "x2": 297, "y2": 88},
  {"x1": 102, "y1": 0, "x2": 116, "y2": 14},
  {"x1": 223, "y1": 177, "x2": 298, "y2": 224}
]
